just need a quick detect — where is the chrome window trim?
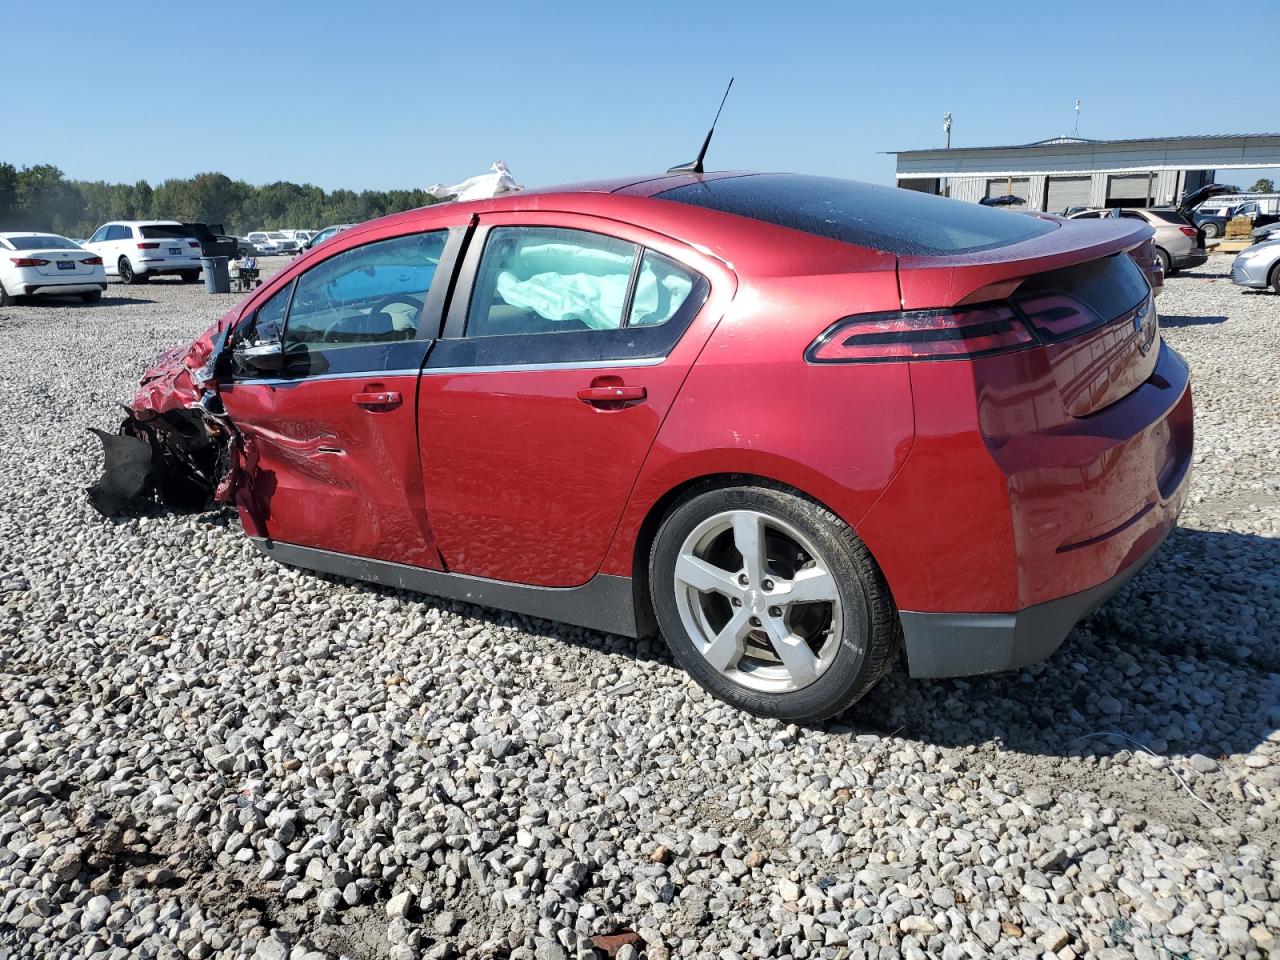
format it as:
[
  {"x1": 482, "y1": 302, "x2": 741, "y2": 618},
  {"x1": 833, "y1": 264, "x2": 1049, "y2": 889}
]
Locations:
[
  {"x1": 423, "y1": 356, "x2": 663, "y2": 376},
  {"x1": 231, "y1": 355, "x2": 663, "y2": 386}
]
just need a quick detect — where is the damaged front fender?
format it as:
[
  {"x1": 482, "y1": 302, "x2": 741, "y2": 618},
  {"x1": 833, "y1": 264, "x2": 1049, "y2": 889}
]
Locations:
[{"x1": 87, "y1": 309, "x2": 260, "y2": 518}]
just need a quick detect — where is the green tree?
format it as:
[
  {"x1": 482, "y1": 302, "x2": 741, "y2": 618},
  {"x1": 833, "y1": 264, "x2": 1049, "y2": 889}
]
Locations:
[
  {"x1": 1249, "y1": 177, "x2": 1275, "y2": 193},
  {"x1": 0, "y1": 163, "x2": 17, "y2": 230},
  {"x1": 1, "y1": 162, "x2": 439, "y2": 236}
]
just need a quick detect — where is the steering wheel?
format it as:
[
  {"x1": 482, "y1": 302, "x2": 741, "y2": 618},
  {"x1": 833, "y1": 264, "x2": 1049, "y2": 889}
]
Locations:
[
  {"x1": 370, "y1": 293, "x2": 423, "y2": 317},
  {"x1": 320, "y1": 292, "x2": 426, "y2": 344}
]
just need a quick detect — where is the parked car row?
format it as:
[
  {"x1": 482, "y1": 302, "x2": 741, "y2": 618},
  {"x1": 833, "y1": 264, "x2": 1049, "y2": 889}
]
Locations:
[{"x1": 1191, "y1": 193, "x2": 1280, "y2": 239}]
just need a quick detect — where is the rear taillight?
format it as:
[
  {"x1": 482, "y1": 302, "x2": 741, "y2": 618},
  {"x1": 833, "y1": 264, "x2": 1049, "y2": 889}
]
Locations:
[
  {"x1": 81, "y1": 256, "x2": 103, "y2": 266},
  {"x1": 137, "y1": 242, "x2": 159, "y2": 249},
  {"x1": 189, "y1": 241, "x2": 201, "y2": 248},
  {"x1": 10, "y1": 257, "x2": 49, "y2": 267},
  {"x1": 1179, "y1": 226, "x2": 1198, "y2": 238},
  {"x1": 806, "y1": 304, "x2": 1034, "y2": 363}
]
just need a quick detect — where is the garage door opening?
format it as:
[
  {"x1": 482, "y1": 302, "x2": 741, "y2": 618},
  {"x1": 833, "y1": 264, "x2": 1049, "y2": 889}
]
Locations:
[
  {"x1": 1046, "y1": 176, "x2": 1091, "y2": 214},
  {"x1": 1106, "y1": 174, "x2": 1156, "y2": 208}
]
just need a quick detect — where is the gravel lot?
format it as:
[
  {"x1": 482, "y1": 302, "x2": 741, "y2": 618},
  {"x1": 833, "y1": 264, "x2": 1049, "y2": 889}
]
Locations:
[{"x1": 1, "y1": 255, "x2": 1277, "y2": 960}]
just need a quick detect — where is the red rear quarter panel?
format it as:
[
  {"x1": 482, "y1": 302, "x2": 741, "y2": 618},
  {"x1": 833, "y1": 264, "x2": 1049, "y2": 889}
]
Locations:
[{"x1": 600, "y1": 253, "x2": 913, "y2": 578}]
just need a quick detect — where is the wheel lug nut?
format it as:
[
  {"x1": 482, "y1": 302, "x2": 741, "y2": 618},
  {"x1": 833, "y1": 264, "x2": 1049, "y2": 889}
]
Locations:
[
  {"x1": 738, "y1": 574, "x2": 749, "y2": 586},
  {"x1": 731, "y1": 597, "x2": 742, "y2": 607},
  {"x1": 763, "y1": 579, "x2": 774, "y2": 590},
  {"x1": 769, "y1": 606, "x2": 782, "y2": 617},
  {"x1": 749, "y1": 616, "x2": 762, "y2": 627}
]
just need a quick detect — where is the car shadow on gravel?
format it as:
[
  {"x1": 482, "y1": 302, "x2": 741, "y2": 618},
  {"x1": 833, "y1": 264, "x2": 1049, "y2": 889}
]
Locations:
[
  {"x1": 1159, "y1": 314, "x2": 1227, "y2": 327},
  {"x1": 851, "y1": 527, "x2": 1280, "y2": 760}
]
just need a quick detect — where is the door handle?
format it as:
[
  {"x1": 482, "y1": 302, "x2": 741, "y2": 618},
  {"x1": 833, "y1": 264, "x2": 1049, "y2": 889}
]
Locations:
[
  {"x1": 576, "y1": 385, "x2": 647, "y2": 405},
  {"x1": 352, "y1": 390, "x2": 402, "y2": 408}
]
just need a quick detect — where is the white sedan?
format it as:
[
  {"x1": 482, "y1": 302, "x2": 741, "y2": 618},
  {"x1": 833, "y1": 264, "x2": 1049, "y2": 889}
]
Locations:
[{"x1": 0, "y1": 233, "x2": 108, "y2": 305}]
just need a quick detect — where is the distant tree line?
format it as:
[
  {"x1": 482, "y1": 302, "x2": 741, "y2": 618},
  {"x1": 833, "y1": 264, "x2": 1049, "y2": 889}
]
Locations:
[{"x1": 0, "y1": 163, "x2": 440, "y2": 238}]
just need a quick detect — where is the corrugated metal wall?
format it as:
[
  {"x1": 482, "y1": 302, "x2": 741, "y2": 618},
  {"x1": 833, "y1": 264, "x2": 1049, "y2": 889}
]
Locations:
[
  {"x1": 1027, "y1": 175, "x2": 1046, "y2": 211},
  {"x1": 947, "y1": 178, "x2": 986, "y2": 203}
]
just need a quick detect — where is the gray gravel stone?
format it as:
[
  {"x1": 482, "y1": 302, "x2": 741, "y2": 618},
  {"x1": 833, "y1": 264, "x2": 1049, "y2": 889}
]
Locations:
[{"x1": 0, "y1": 256, "x2": 1277, "y2": 960}]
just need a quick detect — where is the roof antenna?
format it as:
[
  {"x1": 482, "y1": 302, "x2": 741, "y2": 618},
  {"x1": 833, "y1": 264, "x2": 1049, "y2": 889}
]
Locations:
[{"x1": 668, "y1": 77, "x2": 734, "y2": 174}]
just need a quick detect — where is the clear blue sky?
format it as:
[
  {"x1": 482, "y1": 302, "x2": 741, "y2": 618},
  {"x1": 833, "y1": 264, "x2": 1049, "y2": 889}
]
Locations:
[{"x1": 8, "y1": 0, "x2": 1278, "y2": 191}]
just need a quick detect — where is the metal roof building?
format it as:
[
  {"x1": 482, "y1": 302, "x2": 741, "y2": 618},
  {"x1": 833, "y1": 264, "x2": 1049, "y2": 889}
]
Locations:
[{"x1": 890, "y1": 134, "x2": 1280, "y2": 213}]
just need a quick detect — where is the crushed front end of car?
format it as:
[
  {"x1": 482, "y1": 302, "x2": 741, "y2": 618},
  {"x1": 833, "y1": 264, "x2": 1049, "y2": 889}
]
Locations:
[{"x1": 87, "y1": 313, "x2": 260, "y2": 519}]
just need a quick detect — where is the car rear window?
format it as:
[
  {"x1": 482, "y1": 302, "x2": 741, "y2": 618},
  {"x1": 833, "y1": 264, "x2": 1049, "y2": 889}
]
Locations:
[
  {"x1": 6, "y1": 235, "x2": 79, "y2": 250},
  {"x1": 139, "y1": 224, "x2": 191, "y2": 239},
  {"x1": 655, "y1": 174, "x2": 1056, "y2": 256},
  {"x1": 1148, "y1": 209, "x2": 1192, "y2": 225}
]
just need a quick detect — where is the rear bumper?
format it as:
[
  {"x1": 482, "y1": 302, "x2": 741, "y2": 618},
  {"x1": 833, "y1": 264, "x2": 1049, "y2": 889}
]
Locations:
[
  {"x1": 23, "y1": 281, "x2": 107, "y2": 296},
  {"x1": 137, "y1": 257, "x2": 202, "y2": 275},
  {"x1": 900, "y1": 529, "x2": 1168, "y2": 677},
  {"x1": 1174, "y1": 250, "x2": 1209, "y2": 269}
]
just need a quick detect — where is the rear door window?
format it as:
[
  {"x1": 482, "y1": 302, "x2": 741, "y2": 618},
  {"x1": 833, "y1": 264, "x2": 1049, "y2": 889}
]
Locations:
[
  {"x1": 431, "y1": 225, "x2": 709, "y2": 368},
  {"x1": 465, "y1": 227, "x2": 639, "y2": 337}
]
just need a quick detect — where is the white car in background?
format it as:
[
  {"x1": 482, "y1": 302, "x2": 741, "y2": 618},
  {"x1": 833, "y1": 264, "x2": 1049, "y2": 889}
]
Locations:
[
  {"x1": 245, "y1": 231, "x2": 298, "y2": 255},
  {"x1": 83, "y1": 221, "x2": 203, "y2": 284},
  {"x1": 0, "y1": 233, "x2": 108, "y2": 305}
]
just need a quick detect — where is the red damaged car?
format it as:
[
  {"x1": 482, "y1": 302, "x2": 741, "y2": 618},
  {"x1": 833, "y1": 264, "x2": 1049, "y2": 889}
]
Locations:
[{"x1": 91, "y1": 173, "x2": 1192, "y2": 722}]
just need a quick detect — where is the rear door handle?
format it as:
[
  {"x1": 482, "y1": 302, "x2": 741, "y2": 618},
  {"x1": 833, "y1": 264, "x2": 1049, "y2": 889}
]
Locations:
[
  {"x1": 352, "y1": 390, "x2": 402, "y2": 408},
  {"x1": 576, "y1": 385, "x2": 647, "y2": 404}
]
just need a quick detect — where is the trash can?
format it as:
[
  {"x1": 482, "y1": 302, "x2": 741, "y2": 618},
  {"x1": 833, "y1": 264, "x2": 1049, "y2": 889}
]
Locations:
[{"x1": 201, "y1": 256, "x2": 231, "y2": 294}]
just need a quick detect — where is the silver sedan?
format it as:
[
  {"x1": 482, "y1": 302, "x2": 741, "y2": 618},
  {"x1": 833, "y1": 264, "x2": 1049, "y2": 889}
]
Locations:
[{"x1": 1231, "y1": 240, "x2": 1280, "y2": 293}]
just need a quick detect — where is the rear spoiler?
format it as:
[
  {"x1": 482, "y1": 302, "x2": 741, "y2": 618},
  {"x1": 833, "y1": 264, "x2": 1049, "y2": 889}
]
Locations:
[{"x1": 896, "y1": 217, "x2": 1151, "y2": 310}]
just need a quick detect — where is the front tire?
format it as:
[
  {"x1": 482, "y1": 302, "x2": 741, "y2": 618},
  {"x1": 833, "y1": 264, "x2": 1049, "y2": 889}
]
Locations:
[{"x1": 649, "y1": 484, "x2": 899, "y2": 723}]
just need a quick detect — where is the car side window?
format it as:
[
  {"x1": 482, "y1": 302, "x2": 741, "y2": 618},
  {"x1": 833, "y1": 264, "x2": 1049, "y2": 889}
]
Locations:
[
  {"x1": 89, "y1": 225, "x2": 110, "y2": 243},
  {"x1": 428, "y1": 225, "x2": 710, "y2": 370},
  {"x1": 465, "y1": 227, "x2": 638, "y2": 337},
  {"x1": 249, "y1": 282, "x2": 291, "y2": 343},
  {"x1": 628, "y1": 250, "x2": 698, "y2": 327},
  {"x1": 283, "y1": 230, "x2": 446, "y2": 352}
]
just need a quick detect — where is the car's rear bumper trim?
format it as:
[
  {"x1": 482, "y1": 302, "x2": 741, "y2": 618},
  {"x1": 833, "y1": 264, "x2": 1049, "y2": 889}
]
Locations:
[
  {"x1": 23, "y1": 282, "x2": 108, "y2": 295},
  {"x1": 898, "y1": 528, "x2": 1170, "y2": 679}
]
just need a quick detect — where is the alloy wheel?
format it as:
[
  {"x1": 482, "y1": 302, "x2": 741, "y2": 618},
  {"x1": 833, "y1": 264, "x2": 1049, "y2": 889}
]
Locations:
[{"x1": 673, "y1": 509, "x2": 841, "y2": 693}]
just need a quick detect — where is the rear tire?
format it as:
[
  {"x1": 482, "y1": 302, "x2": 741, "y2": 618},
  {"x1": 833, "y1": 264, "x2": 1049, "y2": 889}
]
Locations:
[
  {"x1": 1201, "y1": 221, "x2": 1221, "y2": 239},
  {"x1": 118, "y1": 258, "x2": 146, "y2": 285},
  {"x1": 180, "y1": 270, "x2": 201, "y2": 283},
  {"x1": 649, "y1": 484, "x2": 900, "y2": 723},
  {"x1": 1156, "y1": 247, "x2": 1174, "y2": 275},
  {"x1": 81, "y1": 291, "x2": 102, "y2": 304},
  {"x1": 0, "y1": 282, "x2": 11, "y2": 307}
]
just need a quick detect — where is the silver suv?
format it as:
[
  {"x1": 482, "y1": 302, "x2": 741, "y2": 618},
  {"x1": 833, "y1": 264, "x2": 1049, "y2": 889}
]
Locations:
[{"x1": 1068, "y1": 207, "x2": 1207, "y2": 275}]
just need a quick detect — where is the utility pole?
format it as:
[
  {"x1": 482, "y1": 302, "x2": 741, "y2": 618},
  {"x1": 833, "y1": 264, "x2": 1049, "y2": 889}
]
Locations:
[
  {"x1": 1073, "y1": 99, "x2": 1081, "y2": 137},
  {"x1": 942, "y1": 113, "x2": 952, "y2": 198}
]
